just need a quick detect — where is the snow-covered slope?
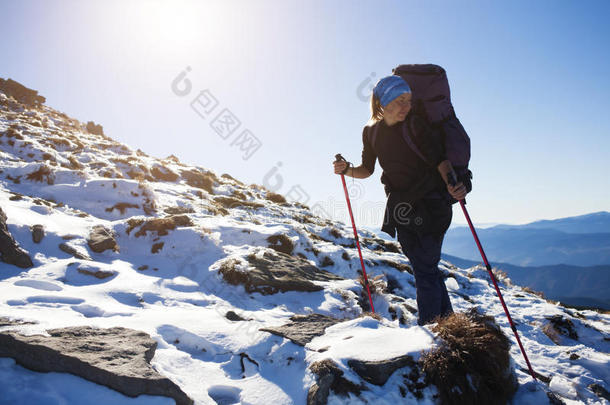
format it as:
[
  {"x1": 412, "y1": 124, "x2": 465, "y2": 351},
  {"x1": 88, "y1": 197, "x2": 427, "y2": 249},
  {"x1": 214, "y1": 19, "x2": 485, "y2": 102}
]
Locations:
[{"x1": 0, "y1": 89, "x2": 609, "y2": 404}]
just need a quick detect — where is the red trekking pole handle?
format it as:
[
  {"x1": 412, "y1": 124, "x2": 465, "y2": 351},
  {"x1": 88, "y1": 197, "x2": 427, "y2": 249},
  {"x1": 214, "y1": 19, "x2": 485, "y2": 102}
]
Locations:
[
  {"x1": 448, "y1": 172, "x2": 537, "y2": 381},
  {"x1": 335, "y1": 153, "x2": 375, "y2": 313}
]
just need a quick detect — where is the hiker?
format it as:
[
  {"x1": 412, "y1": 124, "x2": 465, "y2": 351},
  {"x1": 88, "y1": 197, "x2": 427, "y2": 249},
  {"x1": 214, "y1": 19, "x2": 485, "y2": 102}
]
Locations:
[{"x1": 333, "y1": 74, "x2": 469, "y2": 325}]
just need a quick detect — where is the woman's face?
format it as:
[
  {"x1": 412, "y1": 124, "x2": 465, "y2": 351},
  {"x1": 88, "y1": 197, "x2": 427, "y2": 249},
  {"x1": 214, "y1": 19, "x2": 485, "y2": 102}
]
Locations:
[{"x1": 383, "y1": 92, "x2": 412, "y2": 123}]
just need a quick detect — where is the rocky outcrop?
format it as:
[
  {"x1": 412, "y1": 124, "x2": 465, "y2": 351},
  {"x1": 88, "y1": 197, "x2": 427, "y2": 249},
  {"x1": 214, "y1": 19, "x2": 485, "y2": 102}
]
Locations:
[
  {"x1": 87, "y1": 225, "x2": 118, "y2": 253},
  {"x1": 0, "y1": 78, "x2": 45, "y2": 106},
  {"x1": 0, "y1": 326, "x2": 193, "y2": 405},
  {"x1": 85, "y1": 121, "x2": 104, "y2": 136},
  {"x1": 260, "y1": 314, "x2": 343, "y2": 346},
  {"x1": 0, "y1": 206, "x2": 33, "y2": 268},
  {"x1": 219, "y1": 250, "x2": 344, "y2": 295}
]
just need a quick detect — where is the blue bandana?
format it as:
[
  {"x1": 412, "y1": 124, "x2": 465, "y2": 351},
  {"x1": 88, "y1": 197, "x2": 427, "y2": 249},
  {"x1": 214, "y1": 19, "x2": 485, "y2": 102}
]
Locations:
[{"x1": 373, "y1": 75, "x2": 411, "y2": 107}]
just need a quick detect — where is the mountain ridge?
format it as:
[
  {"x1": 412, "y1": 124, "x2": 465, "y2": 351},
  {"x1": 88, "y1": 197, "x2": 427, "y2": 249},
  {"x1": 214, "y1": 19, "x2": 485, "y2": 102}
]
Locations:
[{"x1": 1, "y1": 80, "x2": 609, "y2": 404}]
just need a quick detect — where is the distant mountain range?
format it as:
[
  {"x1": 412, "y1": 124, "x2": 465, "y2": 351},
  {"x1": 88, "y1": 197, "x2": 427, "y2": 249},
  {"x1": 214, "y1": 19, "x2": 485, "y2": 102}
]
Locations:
[
  {"x1": 370, "y1": 212, "x2": 610, "y2": 310},
  {"x1": 443, "y1": 254, "x2": 610, "y2": 310},
  {"x1": 443, "y1": 211, "x2": 610, "y2": 267}
]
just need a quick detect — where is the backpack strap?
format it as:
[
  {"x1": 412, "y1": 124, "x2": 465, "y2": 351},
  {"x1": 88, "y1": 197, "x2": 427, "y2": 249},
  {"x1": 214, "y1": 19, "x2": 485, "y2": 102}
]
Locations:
[{"x1": 405, "y1": 116, "x2": 434, "y2": 167}]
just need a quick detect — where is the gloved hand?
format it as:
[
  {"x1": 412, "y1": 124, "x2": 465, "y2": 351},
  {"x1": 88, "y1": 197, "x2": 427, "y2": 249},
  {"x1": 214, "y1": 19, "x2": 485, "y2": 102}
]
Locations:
[{"x1": 333, "y1": 159, "x2": 351, "y2": 175}]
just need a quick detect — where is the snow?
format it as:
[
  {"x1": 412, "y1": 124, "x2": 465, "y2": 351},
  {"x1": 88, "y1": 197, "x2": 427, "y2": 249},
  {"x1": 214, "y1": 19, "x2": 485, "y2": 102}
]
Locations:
[
  {"x1": 0, "y1": 102, "x2": 609, "y2": 404},
  {"x1": 306, "y1": 317, "x2": 436, "y2": 364}
]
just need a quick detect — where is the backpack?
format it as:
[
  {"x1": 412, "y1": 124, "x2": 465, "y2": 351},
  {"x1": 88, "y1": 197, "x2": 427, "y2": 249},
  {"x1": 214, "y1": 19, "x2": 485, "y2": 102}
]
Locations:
[{"x1": 369, "y1": 64, "x2": 472, "y2": 196}]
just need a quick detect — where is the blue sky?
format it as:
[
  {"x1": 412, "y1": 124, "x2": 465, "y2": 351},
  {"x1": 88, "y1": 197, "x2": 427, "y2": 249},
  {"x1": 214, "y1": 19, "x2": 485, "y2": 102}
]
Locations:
[{"x1": 1, "y1": 0, "x2": 609, "y2": 229}]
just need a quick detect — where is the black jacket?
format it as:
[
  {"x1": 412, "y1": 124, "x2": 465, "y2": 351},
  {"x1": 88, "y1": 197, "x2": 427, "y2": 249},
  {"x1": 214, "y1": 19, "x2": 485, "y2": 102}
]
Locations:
[{"x1": 361, "y1": 110, "x2": 452, "y2": 238}]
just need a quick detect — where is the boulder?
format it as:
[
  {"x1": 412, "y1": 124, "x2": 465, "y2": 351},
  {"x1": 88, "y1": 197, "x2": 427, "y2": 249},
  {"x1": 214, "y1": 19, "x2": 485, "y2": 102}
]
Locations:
[
  {"x1": 0, "y1": 206, "x2": 33, "y2": 268},
  {"x1": 347, "y1": 355, "x2": 415, "y2": 386},
  {"x1": 0, "y1": 326, "x2": 193, "y2": 405},
  {"x1": 87, "y1": 225, "x2": 118, "y2": 253},
  {"x1": 77, "y1": 266, "x2": 116, "y2": 279},
  {"x1": 260, "y1": 314, "x2": 343, "y2": 346},
  {"x1": 220, "y1": 249, "x2": 343, "y2": 295},
  {"x1": 30, "y1": 224, "x2": 44, "y2": 243}
]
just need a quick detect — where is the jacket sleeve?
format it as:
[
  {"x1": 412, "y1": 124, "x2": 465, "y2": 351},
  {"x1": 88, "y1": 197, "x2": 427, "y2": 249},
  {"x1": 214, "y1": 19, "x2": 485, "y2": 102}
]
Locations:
[{"x1": 361, "y1": 125, "x2": 377, "y2": 174}]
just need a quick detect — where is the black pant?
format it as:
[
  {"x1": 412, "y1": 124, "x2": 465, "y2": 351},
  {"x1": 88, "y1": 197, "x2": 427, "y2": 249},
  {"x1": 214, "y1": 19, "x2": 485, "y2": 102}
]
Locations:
[{"x1": 396, "y1": 198, "x2": 454, "y2": 325}]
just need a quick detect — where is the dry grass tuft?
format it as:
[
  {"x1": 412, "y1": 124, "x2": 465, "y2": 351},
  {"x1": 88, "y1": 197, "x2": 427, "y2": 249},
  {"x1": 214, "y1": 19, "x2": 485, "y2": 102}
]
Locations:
[
  {"x1": 265, "y1": 191, "x2": 287, "y2": 204},
  {"x1": 522, "y1": 286, "x2": 545, "y2": 298},
  {"x1": 25, "y1": 164, "x2": 54, "y2": 184},
  {"x1": 266, "y1": 234, "x2": 295, "y2": 255},
  {"x1": 420, "y1": 308, "x2": 517, "y2": 405}
]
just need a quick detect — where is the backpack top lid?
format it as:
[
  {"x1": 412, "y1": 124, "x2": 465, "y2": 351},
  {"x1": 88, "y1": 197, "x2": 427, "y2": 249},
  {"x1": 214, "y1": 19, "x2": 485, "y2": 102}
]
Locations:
[
  {"x1": 392, "y1": 64, "x2": 471, "y2": 169},
  {"x1": 392, "y1": 64, "x2": 454, "y2": 123}
]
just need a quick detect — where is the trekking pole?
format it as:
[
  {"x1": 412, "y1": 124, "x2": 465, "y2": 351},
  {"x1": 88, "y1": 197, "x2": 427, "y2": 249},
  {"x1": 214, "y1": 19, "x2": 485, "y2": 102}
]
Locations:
[
  {"x1": 448, "y1": 173, "x2": 537, "y2": 381},
  {"x1": 334, "y1": 153, "x2": 375, "y2": 313}
]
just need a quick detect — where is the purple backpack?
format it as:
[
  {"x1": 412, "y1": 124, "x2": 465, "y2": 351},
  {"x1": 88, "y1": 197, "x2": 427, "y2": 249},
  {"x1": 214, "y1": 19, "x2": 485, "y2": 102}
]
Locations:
[{"x1": 370, "y1": 64, "x2": 472, "y2": 190}]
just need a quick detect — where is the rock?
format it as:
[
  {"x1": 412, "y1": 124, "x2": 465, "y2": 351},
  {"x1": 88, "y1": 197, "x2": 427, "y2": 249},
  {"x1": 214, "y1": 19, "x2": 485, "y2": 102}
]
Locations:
[
  {"x1": 0, "y1": 206, "x2": 33, "y2": 268},
  {"x1": 87, "y1": 225, "x2": 118, "y2": 253},
  {"x1": 307, "y1": 359, "x2": 362, "y2": 405},
  {"x1": 225, "y1": 311, "x2": 246, "y2": 321},
  {"x1": 85, "y1": 121, "x2": 104, "y2": 136},
  {"x1": 0, "y1": 326, "x2": 193, "y2": 405},
  {"x1": 59, "y1": 242, "x2": 92, "y2": 260},
  {"x1": 347, "y1": 355, "x2": 415, "y2": 386},
  {"x1": 0, "y1": 78, "x2": 45, "y2": 106},
  {"x1": 260, "y1": 314, "x2": 343, "y2": 346},
  {"x1": 30, "y1": 224, "x2": 44, "y2": 243},
  {"x1": 0, "y1": 317, "x2": 36, "y2": 328},
  {"x1": 589, "y1": 383, "x2": 610, "y2": 401},
  {"x1": 545, "y1": 315, "x2": 578, "y2": 340},
  {"x1": 220, "y1": 249, "x2": 343, "y2": 295},
  {"x1": 77, "y1": 266, "x2": 116, "y2": 279}
]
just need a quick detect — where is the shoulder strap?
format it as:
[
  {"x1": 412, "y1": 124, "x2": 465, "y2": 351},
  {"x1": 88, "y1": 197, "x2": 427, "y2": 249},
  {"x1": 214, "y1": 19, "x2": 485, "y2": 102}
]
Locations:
[{"x1": 404, "y1": 116, "x2": 433, "y2": 167}]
